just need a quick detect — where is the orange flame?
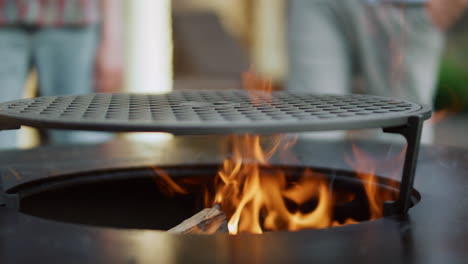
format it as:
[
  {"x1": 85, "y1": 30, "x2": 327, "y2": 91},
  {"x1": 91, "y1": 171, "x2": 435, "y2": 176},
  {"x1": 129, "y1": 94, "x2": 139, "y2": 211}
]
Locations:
[
  {"x1": 344, "y1": 144, "x2": 402, "y2": 218},
  {"x1": 152, "y1": 167, "x2": 188, "y2": 197},
  {"x1": 241, "y1": 66, "x2": 273, "y2": 94},
  {"x1": 153, "y1": 69, "x2": 405, "y2": 234},
  {"x1": 211, "y1": 135, "x2": 333, "y2": 234},
  {"x1": 209, "y1": 70, "x2": 333, "y2": 234}
]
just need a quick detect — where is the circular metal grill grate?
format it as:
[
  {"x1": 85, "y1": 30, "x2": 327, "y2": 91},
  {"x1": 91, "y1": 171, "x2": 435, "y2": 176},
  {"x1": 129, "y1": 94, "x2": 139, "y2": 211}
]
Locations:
[{"x1": 0, "y1": 91, "x2": 431, "y2": 134}]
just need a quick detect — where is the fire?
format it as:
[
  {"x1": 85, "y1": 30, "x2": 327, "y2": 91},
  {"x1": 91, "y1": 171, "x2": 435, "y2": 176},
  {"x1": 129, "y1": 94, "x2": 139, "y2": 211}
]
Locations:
[
  {"x1": 208, "y1": 70, "x2": 334, "y2": 234},
  {"x1": 153, "y1": 69, "x2": 404, "y2": 234},
  {"x1": 344, "y1": 145, "x2": 401, "y2": 219},
  {"x1": 205, "y1": 137, "x2": 402, "y2": 234},
  {"x1": 152, "y1": 167, "x2": 188, "y2": 197},
  {"x1": 210, "y1": 135, "x2": 332, "y2": 234},
  {"x1": 241, "y1": 67, "x2": 274, "y2": 94}
]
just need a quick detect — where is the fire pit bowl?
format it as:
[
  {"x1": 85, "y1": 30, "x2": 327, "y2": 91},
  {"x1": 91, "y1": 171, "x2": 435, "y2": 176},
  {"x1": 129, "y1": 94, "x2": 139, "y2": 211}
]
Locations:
[{"x1": 17, "y1": 165, "x2": 420, "y2": 232}]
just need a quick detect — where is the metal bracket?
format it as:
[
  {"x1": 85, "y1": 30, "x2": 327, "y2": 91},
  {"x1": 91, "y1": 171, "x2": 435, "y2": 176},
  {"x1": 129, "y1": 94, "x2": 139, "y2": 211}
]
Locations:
[{"x1": 382, "y1": 116, "x2": 423, "y2": 216}]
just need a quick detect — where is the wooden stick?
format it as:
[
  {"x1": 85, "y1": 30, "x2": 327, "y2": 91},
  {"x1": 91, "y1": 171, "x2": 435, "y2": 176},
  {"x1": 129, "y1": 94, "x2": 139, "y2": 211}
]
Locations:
[{"x1": 168, "y1": 204, "x2": 228, "y2": 234}]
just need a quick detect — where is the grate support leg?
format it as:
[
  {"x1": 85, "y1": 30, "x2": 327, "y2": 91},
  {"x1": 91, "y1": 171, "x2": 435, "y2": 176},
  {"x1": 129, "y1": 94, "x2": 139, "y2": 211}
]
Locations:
[{"x1": 382, "y1": 116, "x2": 424, "y2": 216}]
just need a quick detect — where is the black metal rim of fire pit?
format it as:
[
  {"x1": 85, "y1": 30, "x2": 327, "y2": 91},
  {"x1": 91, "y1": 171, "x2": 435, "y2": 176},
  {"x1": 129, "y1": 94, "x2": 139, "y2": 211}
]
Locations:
[
  {"x1": 8, "y1": 165, "x2": 421, "y2": 231},
  {"x1": 0, "y1": 91, "x2": 431, "y2": 134}
]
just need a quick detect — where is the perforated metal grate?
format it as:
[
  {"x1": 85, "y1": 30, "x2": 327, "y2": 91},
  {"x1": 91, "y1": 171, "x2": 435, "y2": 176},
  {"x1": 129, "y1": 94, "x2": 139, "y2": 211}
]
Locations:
[{"x1": 0, "y1": 91, "x2": 431, "y2": 134}]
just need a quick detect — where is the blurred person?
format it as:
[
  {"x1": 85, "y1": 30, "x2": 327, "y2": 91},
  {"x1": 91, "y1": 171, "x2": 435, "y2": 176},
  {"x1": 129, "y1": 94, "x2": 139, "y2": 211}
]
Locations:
[
  {"x1": 0, "y1": 0, "x2": 123, "y2": 149},
  {"x1": 288, "y1": 0, "x2": 468, "y2": 143}
]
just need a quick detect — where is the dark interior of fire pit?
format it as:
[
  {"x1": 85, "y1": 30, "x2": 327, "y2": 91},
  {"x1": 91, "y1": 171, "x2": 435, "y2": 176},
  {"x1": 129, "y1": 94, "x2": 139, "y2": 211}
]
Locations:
[{"x1": 17, "y1": 166, "x2": 420, "y2": 231}]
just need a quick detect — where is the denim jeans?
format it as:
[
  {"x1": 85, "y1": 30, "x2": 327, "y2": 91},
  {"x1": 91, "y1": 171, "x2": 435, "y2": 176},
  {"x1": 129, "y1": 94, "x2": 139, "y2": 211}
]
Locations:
[{"x1": 0, "y1": 26, "x2": 112, "y2": 149}]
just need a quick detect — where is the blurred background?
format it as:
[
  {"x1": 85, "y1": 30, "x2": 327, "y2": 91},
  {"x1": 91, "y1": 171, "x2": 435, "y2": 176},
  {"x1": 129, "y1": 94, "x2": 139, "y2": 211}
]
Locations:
[{"x1": 1, "y1": 0, "x2": 467, "y2": 149}]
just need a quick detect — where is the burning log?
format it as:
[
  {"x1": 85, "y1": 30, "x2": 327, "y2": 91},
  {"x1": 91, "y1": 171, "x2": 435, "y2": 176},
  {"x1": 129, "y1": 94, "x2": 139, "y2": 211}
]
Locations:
[{"x1": 168, "y1": 205, "x2": 228, "y2": 234}]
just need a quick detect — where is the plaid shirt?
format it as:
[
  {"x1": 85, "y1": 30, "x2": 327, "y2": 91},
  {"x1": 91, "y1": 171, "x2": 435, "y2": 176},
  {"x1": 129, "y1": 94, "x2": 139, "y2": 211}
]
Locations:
[{"x1": 0, "y1": 0, "x2": 100, "y2": 26}]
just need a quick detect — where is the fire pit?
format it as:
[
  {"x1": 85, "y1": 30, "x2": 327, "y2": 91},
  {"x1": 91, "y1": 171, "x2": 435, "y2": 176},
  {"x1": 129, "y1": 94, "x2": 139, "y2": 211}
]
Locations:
[
  {"x1": 0, "y1": 137, "x2": 467, "y2": 263},
  {"x1": 1, "y1": 90, "x2": 453, "y2": 263},
  {"x1": 0, "y1": 90, "x2": 430, "y2": 219}
]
